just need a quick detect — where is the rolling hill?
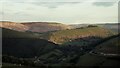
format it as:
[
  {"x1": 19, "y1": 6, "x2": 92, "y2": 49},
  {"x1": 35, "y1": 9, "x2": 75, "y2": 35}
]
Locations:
[
  {"x1": 0, "y1": 21, "x2": 29, "y2": 32},
  {"x1": 97, "y1": 23, "x2": 119, "y2": 33},
  {"x1": 2, "y1": 27, "x2": 119, "y2": 67},
  {"x1": 69, "y1": 23, "x2": 119, "y2": 33},
  {"x1": 1, "y1": 21, "x2": 72, "y2": 33},
  {"x1": 92, "y1": 34, "x2": 120, "y2": 55},
  {"x1": 2, "y1": 28, "x2": 41, "y2": 38},
  {"x1": 22, "y1": 22, "x2": 72, "y2": 33},
  {"x1": 2, "y1": 23, "x2": 115, "y2": 44},
  {"x1": 41, "y1": 26, "x2": 116, "y2": 44},
  {"x1": 2, "y1": 28, "x2": 58, "y2": 58}
]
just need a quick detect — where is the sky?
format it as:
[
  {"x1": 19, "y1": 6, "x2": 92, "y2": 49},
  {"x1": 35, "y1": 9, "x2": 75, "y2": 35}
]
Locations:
[{"x1": 0, "y1": 0, "x2": 119, "y2": 24}]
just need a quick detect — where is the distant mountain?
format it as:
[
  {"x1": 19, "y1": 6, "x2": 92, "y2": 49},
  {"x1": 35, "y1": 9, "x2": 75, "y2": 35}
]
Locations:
[
  {"x1": 0, "y1": 21, "x2": 72, "y2": 33},
  {"x1": 0, "y1": 21, "x2": 29, "y2": 32},
  {"x1": 96, "y1": 23, "x2": 119, "y2": 33},
  {"x1": 69, "y1": 24, "x2": 88, "y2": 29},
  {"x1": 69, "y1": 23, "x2": 119, "y2": 33},
  {"x1": 22, "y1": 22, "x2": 72, "y2": 33}
]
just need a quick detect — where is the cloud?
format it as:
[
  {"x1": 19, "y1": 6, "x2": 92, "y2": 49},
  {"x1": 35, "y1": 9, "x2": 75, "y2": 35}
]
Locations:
[
  {"x1": 93, "y1": 2, "x2": 116, "y2": 7},
  {"x1": 31, "y1": 2, "x2": 81, "y2": 8},
  {"x1": 0, "y1": 0, "x2": 118, "y2": 24},
  {"x1": 1, "y1": 0, "x2": 119, "y2": 2}
]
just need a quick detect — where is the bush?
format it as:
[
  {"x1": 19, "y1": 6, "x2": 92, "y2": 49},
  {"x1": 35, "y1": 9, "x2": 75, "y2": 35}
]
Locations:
[{"x1": 87, "y1": 25, "x2": 98, "y2": 27}]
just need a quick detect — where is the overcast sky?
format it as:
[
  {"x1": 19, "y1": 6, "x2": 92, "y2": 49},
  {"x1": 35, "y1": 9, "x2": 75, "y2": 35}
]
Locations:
[{"x1": 0, "y1": 0, "x2": 119, "y2": 24}]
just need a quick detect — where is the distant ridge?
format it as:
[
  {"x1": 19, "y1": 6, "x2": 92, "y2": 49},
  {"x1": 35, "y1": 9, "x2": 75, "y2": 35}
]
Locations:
[
  {"x1": 0, "y1": 21, "x2": 29, "y2": 31},
  {"x1": 22, "y1": 22, "x2": 72, "y2": 33},
  {"x1": 0, "y1": 21, "x2": 72, "y2": 33}
]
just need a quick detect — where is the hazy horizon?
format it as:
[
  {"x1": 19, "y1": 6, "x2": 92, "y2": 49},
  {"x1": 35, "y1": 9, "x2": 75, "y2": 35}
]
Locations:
[{"x1": 0, "y1": 0, "x2": 119, "y2": 24}]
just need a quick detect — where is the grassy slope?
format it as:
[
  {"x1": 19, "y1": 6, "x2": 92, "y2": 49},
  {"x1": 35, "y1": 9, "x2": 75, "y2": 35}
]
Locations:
[{"x1": 43, "y1": 27, "x2": 115, "y2": 44}]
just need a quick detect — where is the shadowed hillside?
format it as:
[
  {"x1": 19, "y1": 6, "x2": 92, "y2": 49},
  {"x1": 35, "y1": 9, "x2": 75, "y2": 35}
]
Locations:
[
  {"x1": 2, "y1": 26, "x2": 119, "y2": 67},
  {"x1": 3, "y1": 38, "x2": 58, "y2": 58},
  {"x1": 2, "y1": 28, "x2": 58, "y2": 58},
  {"x1": 2, "y1": 28, "x2": 41, "y2": 38},
  {"x1": 77, "y1": 34, "x2": 120, "y2": 67},
  {"x1": 2, "y1": 28, "x2": 106, "y2": 67}
]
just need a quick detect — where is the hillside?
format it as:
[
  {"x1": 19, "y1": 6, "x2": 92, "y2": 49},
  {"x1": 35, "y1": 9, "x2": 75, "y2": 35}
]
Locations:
[
  {"x1": 69, "y1": 24, "x2": 88, "y2": 29},
  {"x1": 0, "y1": 21, "x2": 72, "y2": 33},
  {"x1": 42, "y1": 26, "x2": 116, "y2": 44},
  {"x1": 0, "y1": 21, "x2": 28, "y2": 32},
  {"x1": 2, "y1": 27, "x2": 119, "y2": 67},
  {"x1": 63, "y1": 36, "x2": 102, "y2": 47},
  {"x1": 92, "y1": 34, "x2": 120, "y2": 55},
  {"x1": 3, "y1": 38, "x2": 58, "y2": 58},
  {"x1": 97, "y1": 23, "x2": 119, "y2": 33},
  {"x1": 22, "y1": 22, "x2": 71, "y2": 33},
  {"x1": 76, "y1": 34, "x2": 120, "y2": 67},
  {"x1": 69, "y1": 23, "x2": 119, "y2": 33},
  {"x1": 2, "y1": 28, "x2": 58, "y2": 58},
  {"x1": 2, "y1": 28, "x2": 42, "y2": 38}
]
